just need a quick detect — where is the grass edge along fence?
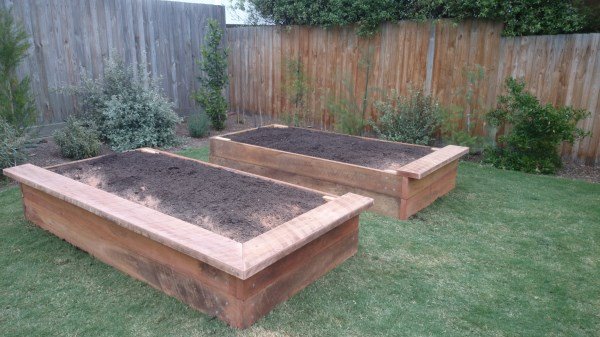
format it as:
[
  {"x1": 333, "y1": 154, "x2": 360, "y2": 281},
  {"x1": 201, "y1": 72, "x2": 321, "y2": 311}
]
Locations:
[{"x1": 226, "y1": 20, "x2": 600, "y2": 165}]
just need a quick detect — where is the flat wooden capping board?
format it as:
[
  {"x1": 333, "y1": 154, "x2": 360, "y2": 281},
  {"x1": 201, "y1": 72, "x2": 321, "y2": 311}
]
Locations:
[
  {"x1": 4, "y1": 161, "x2": 372, "y2": 280},
  {"x1": 396, "y1": 145, "x2": 469, "y2": 179}
]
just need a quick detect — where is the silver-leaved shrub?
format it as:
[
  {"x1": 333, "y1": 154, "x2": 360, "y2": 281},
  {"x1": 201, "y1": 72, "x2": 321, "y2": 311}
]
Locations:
[{"x1": 71, "y1": 56, "x2": 181, "y2": 152}]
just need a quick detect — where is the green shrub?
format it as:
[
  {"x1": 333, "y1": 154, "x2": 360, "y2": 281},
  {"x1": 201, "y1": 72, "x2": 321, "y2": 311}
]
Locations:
[
  {"x1": 0, "y1": 9, "x2": 36, "y2": 131},
  {"x1": 485, "y1": 77, "x2": 589, "y2": 174},
  {"x1": 195, "y1": 19, "x2": 228, "y2": 130},
  {"x1": 187, "y1": 112, "x2": 210, "y2": 138},
  {"x1": 243, "y1": 0, "x2": 589, "y2": 36},
  {"x1": 72, "y1": 57, "x2": 181, "y2": 152},
  {"x1": 53, "y1": 116, "x2": 101, "y2": 160},
  {"x1": 0, "y1": 117, "x2": 27, "y2": 173},
  {"x1": 372, "y1": 89, "x2": 441, "y2": 145},
  {"x1": 282, "y1": 58, "x2": 312, "y2": 126}
]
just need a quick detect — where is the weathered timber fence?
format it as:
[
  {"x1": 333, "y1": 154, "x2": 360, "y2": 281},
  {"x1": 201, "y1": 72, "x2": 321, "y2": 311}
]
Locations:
[
  {"x1": 227, "y1": 21, "x2": 600, "y2": 165},
  {"x1": 1, "y1": 0, "x2": 225, "y2": 133}
]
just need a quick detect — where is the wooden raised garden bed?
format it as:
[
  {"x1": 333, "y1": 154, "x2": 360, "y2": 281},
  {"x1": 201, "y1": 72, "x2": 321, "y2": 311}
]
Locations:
[
  {"x1": 210, "y1": 125, "x2": 468, "y2": 220},
  {"x1": 3, "y1": 148, "x2": 373, "y2": 329}
]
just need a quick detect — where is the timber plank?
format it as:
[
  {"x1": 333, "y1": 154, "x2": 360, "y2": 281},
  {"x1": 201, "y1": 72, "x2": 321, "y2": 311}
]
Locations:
[
  {"x1": 210, "y1": 154, "x2": 400, "y2": 218},
  {"x1": 21, "y1": 185, "x2": 241, "y2": 322},
  {"x1": 400, "y1": 166, "x2": 458, "y2": 218},
  {"x1": 212, "y1": 126, "x2": 467, "y2": 220},
  {"x1": 6, "y1": 150, "x2": 373, "y2": 328},
  {"x1": 401, "y1": 160, "x2": 459, "y2": 199},
  {"x1": 5, "y1": 163, "x2": 245, "y2": 277},
  {"x1": 210, "y1": 137, "x2": 403, "y2": 195},
  {"x1": 397, "y1": 145, "x2": 468, "y2": 179}
]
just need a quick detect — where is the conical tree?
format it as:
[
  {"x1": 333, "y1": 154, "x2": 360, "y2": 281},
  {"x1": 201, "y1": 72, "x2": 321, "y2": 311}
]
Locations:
[
  {"x1": 0, "y1": 9, "x2": 35, "y2": 131},
  {"x1": 195, "y1": 19, "x2": 228, "y2": 130}
]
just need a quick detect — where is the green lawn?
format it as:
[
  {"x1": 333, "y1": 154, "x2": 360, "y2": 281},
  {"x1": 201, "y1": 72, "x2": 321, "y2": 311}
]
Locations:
[{"x1": 1, "y1": 146, "x2": 599, "y2": 336}]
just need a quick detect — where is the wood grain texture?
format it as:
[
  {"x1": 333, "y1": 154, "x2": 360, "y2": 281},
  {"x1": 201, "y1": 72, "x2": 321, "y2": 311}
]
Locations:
[
  {"x1": 400, "y1": 164, "x2": 458, "y2": 219},
  {"x1": 210, "y1": 155, "x2": 401, "y2": 218},
  {"x1": 18, "y1": 182, "x2": 362, "y2": 328},
  {"x1": 227, "y1": 21, "x2": 600, "y2": 165},
  {"x1": 210, "y1": 136, "x2": 404, "y2": 196},
  {"x1": 20, "y1": 184, "x2": 242, "y2": 312},
  {"x1": 3, "y1": 152, "x2": 372, "y2": 280},
  {"x1": 5, "y1": 163, "x2": 245, "y2": 277},
  {"x1": 211, "y1": 127, "x2": 465, "y2": 219},
  {"x1": 1, "y1": 0, "x2": 225, "y2": 131},
  {"x1": 397, "y1": 145, "x2": 468, "y2": 179},
  {"x1": 243, "y1": 193, "x2": 371, "y2": 277}
]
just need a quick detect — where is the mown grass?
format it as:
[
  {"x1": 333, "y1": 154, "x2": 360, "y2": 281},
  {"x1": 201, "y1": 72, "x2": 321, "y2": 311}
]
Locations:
[{"x1": 1, "y1": 146, "x2": 599, "y2": 336}]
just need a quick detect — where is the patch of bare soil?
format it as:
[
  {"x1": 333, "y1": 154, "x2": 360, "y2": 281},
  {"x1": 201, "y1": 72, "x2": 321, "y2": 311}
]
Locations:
[
  {"x1": 25, "y1": 138, "x2": 113, "y2": 168},
  {"x1": 228, "y1": 127, "x2": 433, "y2": 170},
  {"x1": 24, "y1": 112, "x2": 276, "y2": 167},
  {"x1": 171, "y1": 112, "x2": 278, "y2": 151},
  {"x1": 50, "y1": 151, "x2": 324, "y2": 242},
  {"x1": 463, "y1": 152, "x2": 599, "y2": 184},
  {"x1": 557, "y1": 162, "x2": 600, "y2": 184}
]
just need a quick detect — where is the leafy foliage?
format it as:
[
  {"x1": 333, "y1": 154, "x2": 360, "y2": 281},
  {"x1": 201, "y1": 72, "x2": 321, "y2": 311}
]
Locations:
[
  {"x1": 0, "y1": 117, "x2": 27, "y2": 173},
  {"x1": 195, "y1": 19, "x2": 228, "y2": 130},
  {"x1": 53, "y1": 116, "x2": 101, "y2": 160},
  {"x1": 328, "y1": 47, "x2": 374, "y2": 135},
  {"x1": 187, "y1": 112, "x2": 210, "y2": 138},
  {"x1": 70, "y1": 57, "x2": 181, "y2": 152},
  {"x1": 372, "y1": 89, "x2": 441, "y2": 145},
  {"x1": 53, "y1": 116, "x2": 100, "y2": 160},
  {"x1": 440, "y1": 65, "x2": 487, "y2": 151},
  {"x1": 0, "y1": 9, "x2": 36, "y2": 131},
  {"x1": 327, "y1": 78, "x2": 369, "y2": 135},
  {"x1": 578, "y1": 0, "x2": 600, "y2": 33},
  {"x1": 445, "y1": 0, "x2": 586, "y2": 36},
  {"x1": 485, "y1": 77, "x2": 589, "y2": 174},
  {"x1": 282, "y1": 58, "x2": 312, "y2": 126},
  {"x1": 243, "y1": 0, "x2": 589, "y2": 36}
]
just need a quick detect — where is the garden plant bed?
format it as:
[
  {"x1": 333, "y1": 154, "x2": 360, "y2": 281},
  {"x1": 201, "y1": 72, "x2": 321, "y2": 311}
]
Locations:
[
  {"x1": 211, "y1": 125, "x2": 469, "y2": 219},
  {"x1": 3, "y1": 149, "x2": 373, "y2": 328}
]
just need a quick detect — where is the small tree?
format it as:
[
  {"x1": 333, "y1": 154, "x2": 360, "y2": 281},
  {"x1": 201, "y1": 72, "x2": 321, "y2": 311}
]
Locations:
[
  {"x1": 282, "y1": 58, "x2": 312, "y2": 126},
  {"x1": 195, "y1": 19, "x2": 228, "y2": 130},
  {"x1": 0, "y1": 9, "x2": 36, "y2": 131}
]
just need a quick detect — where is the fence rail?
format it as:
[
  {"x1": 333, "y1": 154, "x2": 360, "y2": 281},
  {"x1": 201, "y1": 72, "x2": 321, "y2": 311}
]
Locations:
[
  {"x1": 2, "y1": 0, "x2": 225, "y2": 134},
  {"x1": 227, "y1": 21, "x2": 600, "y2": 165}
]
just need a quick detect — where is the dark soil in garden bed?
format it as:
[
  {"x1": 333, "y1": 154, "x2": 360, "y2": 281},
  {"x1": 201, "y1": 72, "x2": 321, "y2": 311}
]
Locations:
[
  {"x1": 50, "y1": 151, "x2": 324, "y2": 242},
  {"x1": 228, "y1": 127, "x2": 434, "y2": 170}
]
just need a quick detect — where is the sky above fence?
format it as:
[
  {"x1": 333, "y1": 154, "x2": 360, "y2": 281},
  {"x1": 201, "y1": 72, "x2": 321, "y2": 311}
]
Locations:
[{"x1": 162, "y1": 0, "x2": 248, "y2": 24}]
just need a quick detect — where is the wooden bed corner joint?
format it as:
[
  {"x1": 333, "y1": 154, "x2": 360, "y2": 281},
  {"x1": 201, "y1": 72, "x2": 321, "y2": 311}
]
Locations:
[
  {"x1": 3, "y1": 155, "x2": 373, "y2": 329},
  {"x1": 210, "y1": 125, "x2": 469, "y2": 220}
]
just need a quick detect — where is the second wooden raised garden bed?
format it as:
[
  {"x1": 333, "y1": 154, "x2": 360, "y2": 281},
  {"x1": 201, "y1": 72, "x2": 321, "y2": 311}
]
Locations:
[
  {"x1": 210, "y1": 125, "x2": 468, "y2": 220},
  {"x1": 3, "y1": 148, "x2": 372, "y2": 329}
]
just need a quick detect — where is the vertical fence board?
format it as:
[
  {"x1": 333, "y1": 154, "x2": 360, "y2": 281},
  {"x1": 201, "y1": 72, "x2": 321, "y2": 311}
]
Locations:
[
  {"x1": 1, "y1": 0, "x2": 225, "y2": 133},
  {"x1": 226, "y1": 21, "x2": 600, "y2": 165}
]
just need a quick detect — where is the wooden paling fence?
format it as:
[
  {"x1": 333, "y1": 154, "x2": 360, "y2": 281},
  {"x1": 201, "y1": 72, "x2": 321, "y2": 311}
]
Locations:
[
  {"x1": 2, "y1": 0, "x2": 225, "y2": 133},
  {"x1": 227, "y1": 21, "x2": 600, "y2": 165}
]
